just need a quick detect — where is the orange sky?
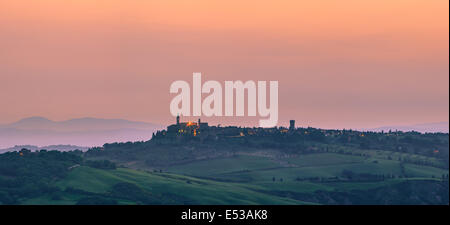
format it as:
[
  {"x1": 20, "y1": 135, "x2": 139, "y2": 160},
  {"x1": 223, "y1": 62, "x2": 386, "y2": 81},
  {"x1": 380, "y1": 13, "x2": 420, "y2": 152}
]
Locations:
[{"x1": 0, "y1": 0, "x2": 448, "y2": 129}]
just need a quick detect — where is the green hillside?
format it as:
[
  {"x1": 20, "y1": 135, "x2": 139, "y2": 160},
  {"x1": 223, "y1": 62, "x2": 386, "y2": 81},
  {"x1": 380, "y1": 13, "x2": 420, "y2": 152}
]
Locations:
[
  {"x1": 22, "y1": 166, "x2": 308, "y2": 205},
  {"x1": 19, "y1": 165, "x2": 448, "y2": 205},
  {"x1": 1, "y1": 128, "x2": 449, "y2": 205}
]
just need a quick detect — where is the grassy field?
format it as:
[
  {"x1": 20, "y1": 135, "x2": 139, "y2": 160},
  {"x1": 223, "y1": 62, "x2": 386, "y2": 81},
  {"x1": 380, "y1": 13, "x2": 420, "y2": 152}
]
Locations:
[
  {"x1": 164, "y1": 153, "x2": 447, "y2": 183},
  {"x1": 23, "y1": 166, "x2": 310, "y2": 205},
  {"x1": 17, "y1": 152, "x2": 450, "y2": 205},
  {"x1": 165, "y1": 155, "x2": 280, "y2": 176}
]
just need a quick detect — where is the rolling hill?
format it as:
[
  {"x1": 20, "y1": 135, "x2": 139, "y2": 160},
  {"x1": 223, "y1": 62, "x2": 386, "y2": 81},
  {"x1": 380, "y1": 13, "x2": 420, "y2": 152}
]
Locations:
[
  {"x1": 2, "y1": 151, "x2": 447, "y2": 205},
  {"x1": 1, "y1": 126, "x2": 448, "y2": 205}
]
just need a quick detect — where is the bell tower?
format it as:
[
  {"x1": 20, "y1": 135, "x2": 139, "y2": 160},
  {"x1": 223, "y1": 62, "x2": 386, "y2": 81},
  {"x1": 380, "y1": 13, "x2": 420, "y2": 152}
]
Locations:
[{"x1": 289, "y1": 120, "x2": 295, "y2": 130}]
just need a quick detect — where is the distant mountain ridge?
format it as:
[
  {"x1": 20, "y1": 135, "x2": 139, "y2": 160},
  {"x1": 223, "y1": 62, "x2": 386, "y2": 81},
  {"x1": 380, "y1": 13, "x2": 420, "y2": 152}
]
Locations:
[
  {"x1": 1, "y1": 117, "x2": 447, "y2": 149},
  {"x1": 0, "y1": 117, "x2": 164, "y2": 149}
]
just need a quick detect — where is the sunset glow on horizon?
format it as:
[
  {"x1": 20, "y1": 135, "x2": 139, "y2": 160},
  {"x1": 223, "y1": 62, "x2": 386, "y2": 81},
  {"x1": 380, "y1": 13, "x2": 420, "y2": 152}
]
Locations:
[{"x1": 0, "y1": 0, "x2": 448, "y2": 129}]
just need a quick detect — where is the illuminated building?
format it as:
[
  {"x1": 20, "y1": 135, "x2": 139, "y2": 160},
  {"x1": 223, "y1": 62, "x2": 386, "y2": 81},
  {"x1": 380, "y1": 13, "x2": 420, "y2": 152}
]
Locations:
[{"x1": 167, "y1": 115, "x2": 209, "y2": 135}]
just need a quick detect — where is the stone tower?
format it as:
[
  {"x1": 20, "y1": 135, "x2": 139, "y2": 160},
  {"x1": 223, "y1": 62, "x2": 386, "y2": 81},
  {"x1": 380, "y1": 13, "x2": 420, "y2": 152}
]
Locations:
[{"x1": 289, "y1": 120, "x2": 295, "y2": 130}]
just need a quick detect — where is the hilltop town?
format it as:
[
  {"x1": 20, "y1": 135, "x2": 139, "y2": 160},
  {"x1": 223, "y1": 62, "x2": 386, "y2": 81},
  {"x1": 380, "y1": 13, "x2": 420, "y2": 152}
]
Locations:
[
  {"x1": 2, "y1": 116, "x2": 448, "y2": 205},
  {"x1": 156, "y1": 115, "x2": 304, "y2": 139},
  {"x1": 141, "y1": 116, "x2": 450, "y2": 171}
]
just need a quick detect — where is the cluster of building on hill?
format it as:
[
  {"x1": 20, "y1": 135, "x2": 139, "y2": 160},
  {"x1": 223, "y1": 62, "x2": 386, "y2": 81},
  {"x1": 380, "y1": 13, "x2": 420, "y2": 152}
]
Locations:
[
  {"x1": 153, "y1": 115, "x2": 405, "y2": 140},
  {"x1": 153, "y1": 115, "x2": 298, "y2": 139},
  {"x1": 151, "y1": 116, "x2": 446, "y2": 154}
]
